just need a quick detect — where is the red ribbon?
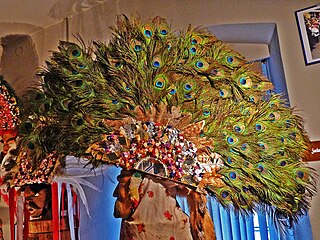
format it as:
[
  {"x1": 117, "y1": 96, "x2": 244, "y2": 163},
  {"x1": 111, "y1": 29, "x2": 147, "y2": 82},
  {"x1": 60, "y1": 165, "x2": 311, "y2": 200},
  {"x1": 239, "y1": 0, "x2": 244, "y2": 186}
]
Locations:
[
  {"x1": 23, "y1": 201, "x2": 29, "y2": 240},
  {"x1": 9, "y1": 188, "x2": 15, "y2": 240},
  {"x1": 51, "y1": 182, "x2": 59, "y2": 240},
  {"x1": 61, "y1": 183, "x2": 66, "y2": 216},
  {"x1": 73, "y1": 189, "x2": 79, "y2": 229}
]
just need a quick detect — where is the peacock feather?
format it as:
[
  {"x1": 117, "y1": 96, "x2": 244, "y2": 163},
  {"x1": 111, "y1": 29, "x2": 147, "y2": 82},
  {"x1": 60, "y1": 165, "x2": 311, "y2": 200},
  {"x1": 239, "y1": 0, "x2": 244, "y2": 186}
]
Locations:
[{"x1": 7, "y1": 15, "x2": 317, "y2": 231}]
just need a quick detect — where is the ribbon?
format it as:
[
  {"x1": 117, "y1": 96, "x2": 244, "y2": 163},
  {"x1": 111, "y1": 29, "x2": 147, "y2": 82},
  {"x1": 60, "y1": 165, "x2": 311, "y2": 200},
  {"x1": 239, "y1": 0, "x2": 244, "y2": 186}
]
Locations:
[
  {"x1": 57, "y1": 182, "x2": 62, "y2": 240},
  {"x1": 23, "y1": 201, "x2": 30, "y2": 239},
  {"x1": 66, "y1": 183, "x2": 76, "y2": 240},
  {"x1": 53, "y1": 176, "x2": 101, "y2": 218},
  {"x1": 16, "y1": 194, "x2": 24, "y2": 240},
  {"x1": 61, "y1": 183, "x2": 66, "y2": 216},
  {"x1": 52, "y1": 182, "x2": 59, "y2": 240},
  {"x1": 9, "y1": 188, "x2": 15, "y2": 240}
]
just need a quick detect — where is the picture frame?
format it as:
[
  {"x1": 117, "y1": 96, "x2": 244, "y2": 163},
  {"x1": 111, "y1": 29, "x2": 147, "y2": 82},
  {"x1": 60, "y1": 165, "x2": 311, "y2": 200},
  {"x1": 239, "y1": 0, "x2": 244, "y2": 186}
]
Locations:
[{"x1": 295, "y1": 4, "x2": 320, "y2": 65}]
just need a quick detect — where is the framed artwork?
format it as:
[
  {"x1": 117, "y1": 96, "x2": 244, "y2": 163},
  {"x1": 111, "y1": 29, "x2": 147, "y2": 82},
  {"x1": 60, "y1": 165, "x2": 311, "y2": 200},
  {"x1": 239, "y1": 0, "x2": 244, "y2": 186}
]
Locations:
[{"x1": 295, "y1": 4, "x2": 320, "y2": 65}]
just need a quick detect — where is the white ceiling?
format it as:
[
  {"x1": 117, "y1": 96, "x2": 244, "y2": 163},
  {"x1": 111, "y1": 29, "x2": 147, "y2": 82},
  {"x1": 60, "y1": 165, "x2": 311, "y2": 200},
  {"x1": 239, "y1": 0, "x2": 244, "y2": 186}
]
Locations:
[{"x1": 0, "y1": 0, "x2": 106, "y2": 38}]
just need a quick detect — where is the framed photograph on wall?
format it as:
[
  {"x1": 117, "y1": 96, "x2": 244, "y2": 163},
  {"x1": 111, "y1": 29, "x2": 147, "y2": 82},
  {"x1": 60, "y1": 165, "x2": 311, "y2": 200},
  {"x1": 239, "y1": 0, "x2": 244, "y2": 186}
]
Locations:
[{"x1": 295, "y1": 4, "x2": 320, "y2": 65}]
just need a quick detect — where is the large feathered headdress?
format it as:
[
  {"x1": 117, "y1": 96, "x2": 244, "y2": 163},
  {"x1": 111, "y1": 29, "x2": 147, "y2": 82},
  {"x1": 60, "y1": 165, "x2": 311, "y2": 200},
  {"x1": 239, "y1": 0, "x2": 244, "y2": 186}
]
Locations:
[{"x1": 3, "y1": 15, "x2": 317, "y2": 230}]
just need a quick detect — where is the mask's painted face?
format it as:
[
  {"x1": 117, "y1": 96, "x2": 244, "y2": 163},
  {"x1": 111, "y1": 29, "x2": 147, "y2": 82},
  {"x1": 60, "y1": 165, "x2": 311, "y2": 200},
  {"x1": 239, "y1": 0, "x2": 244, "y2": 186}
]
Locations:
[
  {"x1": 0, "y1": 132, "x2": 16, "y2": 156},
  {"x1": 24, "y1": 186, "x2": 49, "y2": 218}
]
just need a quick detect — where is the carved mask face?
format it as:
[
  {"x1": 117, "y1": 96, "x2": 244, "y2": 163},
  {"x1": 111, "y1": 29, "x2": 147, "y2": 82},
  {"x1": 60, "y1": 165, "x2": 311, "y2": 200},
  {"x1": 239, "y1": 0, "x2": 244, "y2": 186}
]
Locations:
[
  {"x1": 0, "y1": 132, "x2": 16, "y2": 156},
  {"x1": 24, "y1": 186, "x2": 48, "y2": 218}
]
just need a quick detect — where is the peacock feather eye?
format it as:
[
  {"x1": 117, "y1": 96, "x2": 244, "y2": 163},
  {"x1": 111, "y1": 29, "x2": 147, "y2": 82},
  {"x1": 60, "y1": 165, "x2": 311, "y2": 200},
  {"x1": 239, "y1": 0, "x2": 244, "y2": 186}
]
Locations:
[
  {"x1": 257, "y1": 164, "x2": 265, "y2": 172},
  {"x1": 193, "y1": 58, "x2": 209, "y2": 71},
  {"x1": 227, "y1": 157, "x2": 233, "y2": 164},
  {"x1": 196, "y1": 61, "x2": 204, "y2": 68},
  {"x1": 131, "y1": 40, "x2": 143, "y2": 52},
  {"x1": 268, "y1": 111, "x2": 280, "y2": 122},
  {"x1": 144, "y1": 29, "x2": 152, "y2": 37},
  {"x1": 75, "y1": 80, "x2": 84, "y2": 87},
  {"x1": 238, "y1": 76, "x2": 252, "y2": 88},
  {"x1": 67, "y1": 45, "x2": 82, "y2": 59},
  {"x1": 72, "y1": 49, "x2": 81, "y2": 57},
  {"x1": 143, "y1": 24, "x2": 153, "y2": 38},
  {"x1": 255, "y1": 123, "x2": 262, "y2": 131},
  {"x1": 229, "y1": 171, "x2": 237, "y2": 180},
  {"x1": 152, "y1": 57, "x2": 161, "y2": 68},
  {"x1": 160, "y1": 29, "x2": 168, "y2": 35},
  {"x1": 169, "y1": 88, "x2": 176, "y2": 95},
  {"x1": 280, "y1": 160, "x2": 287, "y2": 166},
  {"x1": 227, "y1": 56, "x2": 233, "y2": 63},
  {"x1": 27, "y1": 142, "x2": 35, "y2": 150},
  {"x1": 296, "y1": 171, "x2": 305, "y2": 179},
  {"x1": 77, "y1": 63, "x2": 86, "y2": 69},
  {"x1": 153, "y1": 61, "x2": 160, "y2": 68},
  {"x1": 112, "y1": 60, "x2": 123, "y2": 69},
  {"x1": 219, "y1": 88, "x2": 230, "y2": 98},
  {"x1": 226, "y1": 135, "x2": 238, "y2": 145},
  {"x1": 258, "y1": 142, "x2": 268, "y2": 151},
  {"x1": 155, "y1": 80, "x2": 164, "y2": 89},
  {"x1": 76, "y1": 118, "x2": 84, "y2": 126},
  {"x1": 157, "y1": 22, "x2": 169, "y2": 37},
  {"x1": 190, "y1": 46, "x2": 197, "y2": 54},
  {"x1": 203, "y1": 108, "x2": 211, "y2": 117},
  {"x1": 191, "y1": 36, "x2": 202, "y2": 45},
  {"x1": 221, "y1": 191, "x2": 229, "y2": 199},
  {"x1": 254, "y1": 123, "x2": 266, "y2": 132},
  {"x1": 183, "y1": 83, "x2": 192, "y2": 91},
  {"x1": 234, "y1": 123, "x2": 245, "y2": 133},
  {"x1": 234, "y1": 126, "x2": 240, "y2": 132},
  {"x1": 112, "y1": 99, "x2": 119, "y2": 104},
  {"x1": 134, "y1": 44, "x2": 142, "y2": 52},
  {"x1": 20, "y1": 121, "x2": 34, "y2": 134},
  {"x1": 154, "y1": 75, "x2": 167, "y2": 90},
  {"x1": 158, "y1": 26, "x2": 169, "y2": 37}
]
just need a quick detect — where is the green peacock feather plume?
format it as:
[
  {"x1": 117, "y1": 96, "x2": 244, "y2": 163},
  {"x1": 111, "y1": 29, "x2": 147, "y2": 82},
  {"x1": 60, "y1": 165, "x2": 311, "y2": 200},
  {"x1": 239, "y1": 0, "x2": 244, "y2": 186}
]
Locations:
[{"x1": 10, "y1": 15, "x2": 316, "y2": 230}]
